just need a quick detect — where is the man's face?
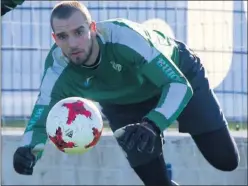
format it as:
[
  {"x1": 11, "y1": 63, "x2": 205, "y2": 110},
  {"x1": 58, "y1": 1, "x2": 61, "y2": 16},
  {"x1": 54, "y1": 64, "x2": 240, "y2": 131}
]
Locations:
[{"x1": 52, "y1": 11, "x2": 95, "y2": 65}]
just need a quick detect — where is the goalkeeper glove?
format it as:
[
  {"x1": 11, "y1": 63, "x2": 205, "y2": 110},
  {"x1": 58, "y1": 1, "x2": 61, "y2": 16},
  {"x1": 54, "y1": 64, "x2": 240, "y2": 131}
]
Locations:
[
  {"x1": 13, "y1": 146, "x2": 36, "y2": 175},
  {"x1": 114, "y1": 118, "x2": 163, "y2": 154},
  {"x1": 1, "y1": 0, "x2": 25, "y2": 16}
]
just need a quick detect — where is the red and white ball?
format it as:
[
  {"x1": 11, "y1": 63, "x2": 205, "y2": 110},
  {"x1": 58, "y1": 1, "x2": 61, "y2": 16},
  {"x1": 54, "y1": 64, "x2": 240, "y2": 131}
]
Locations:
[{"x1": 46, "y1": 97, "x2": 103, "y2": 154}]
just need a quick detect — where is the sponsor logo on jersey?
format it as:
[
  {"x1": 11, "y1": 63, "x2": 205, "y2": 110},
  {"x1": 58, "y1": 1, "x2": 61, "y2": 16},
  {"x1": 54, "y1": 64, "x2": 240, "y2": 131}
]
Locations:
[
  {"x1": 27, "y1": 107, "x2": 45, "y2": 131},
  {"x1": 156, "y1": 58, "x2": 182, "y2": 82},
  {"x1": 83, "y1": 76, "x2": 94, "y2": 87}
]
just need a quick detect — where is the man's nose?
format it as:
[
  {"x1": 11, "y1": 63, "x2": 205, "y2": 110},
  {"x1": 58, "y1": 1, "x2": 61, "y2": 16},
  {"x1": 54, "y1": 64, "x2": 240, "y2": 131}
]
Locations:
[{"x1": 68, "y1": 36, "x2": 78, "y2": 48}]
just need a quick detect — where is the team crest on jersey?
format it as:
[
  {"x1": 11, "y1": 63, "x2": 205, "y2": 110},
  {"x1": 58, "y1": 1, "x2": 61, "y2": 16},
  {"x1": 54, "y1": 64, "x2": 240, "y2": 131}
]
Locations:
[{"x1": 110, "y1": 61, "x2": 122, "y2": 72}]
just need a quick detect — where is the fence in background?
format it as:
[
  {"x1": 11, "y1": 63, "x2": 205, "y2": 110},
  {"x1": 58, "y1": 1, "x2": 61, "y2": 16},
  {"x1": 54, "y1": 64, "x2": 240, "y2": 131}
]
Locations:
[{"x1": 1, "y1": 1, "x2": 247, "y2": 125}]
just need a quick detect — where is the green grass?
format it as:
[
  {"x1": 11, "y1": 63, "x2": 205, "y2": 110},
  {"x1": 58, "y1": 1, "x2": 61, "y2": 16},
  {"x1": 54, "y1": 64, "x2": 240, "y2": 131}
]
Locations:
[{"x1": 1, "y1": 119, "x2": 247, "y2": 131}]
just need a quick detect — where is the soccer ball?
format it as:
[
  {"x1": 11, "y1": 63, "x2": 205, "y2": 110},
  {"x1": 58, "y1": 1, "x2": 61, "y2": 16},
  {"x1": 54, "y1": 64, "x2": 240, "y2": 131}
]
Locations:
[{"x1": 46, "y1": 97, "x2": 103, "y2": 154}]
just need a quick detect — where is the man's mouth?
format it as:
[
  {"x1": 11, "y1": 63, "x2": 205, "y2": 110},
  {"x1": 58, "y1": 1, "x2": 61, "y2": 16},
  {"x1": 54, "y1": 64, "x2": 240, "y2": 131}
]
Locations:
[{"x1": 71, "y1": 51, "x2": 82, "y2": 56}]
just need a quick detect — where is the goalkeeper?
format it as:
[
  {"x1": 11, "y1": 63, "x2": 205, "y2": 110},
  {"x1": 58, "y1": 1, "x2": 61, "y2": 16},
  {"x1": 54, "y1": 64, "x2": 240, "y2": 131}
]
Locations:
[{"x1": 12, "y1": 1, "x2": 240, "y2": 186}]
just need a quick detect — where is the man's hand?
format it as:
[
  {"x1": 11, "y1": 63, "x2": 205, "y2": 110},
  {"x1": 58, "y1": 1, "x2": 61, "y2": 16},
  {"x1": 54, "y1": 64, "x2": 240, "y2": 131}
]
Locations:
[
  {"x1": 114, "y1": 118, "x2": 163, "y2": 154},
  {"x1": 13, "y1": 146, "x2": 36, "y2": 175}
]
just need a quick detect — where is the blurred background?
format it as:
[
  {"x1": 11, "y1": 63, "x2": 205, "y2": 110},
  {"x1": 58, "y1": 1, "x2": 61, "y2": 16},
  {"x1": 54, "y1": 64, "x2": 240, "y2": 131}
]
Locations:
[
  {"x1": 1, "y1": 1, "x2": 247, "y2": 129},
  {"x1": 1, "y1": 1, "x2": 247, "y2": 185}
]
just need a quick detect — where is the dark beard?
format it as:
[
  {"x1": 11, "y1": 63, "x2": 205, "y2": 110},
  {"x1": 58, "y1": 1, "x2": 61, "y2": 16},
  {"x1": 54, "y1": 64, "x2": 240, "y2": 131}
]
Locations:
[{"x1": 74, "y1": 39, "x2": 94, "y2": 66}]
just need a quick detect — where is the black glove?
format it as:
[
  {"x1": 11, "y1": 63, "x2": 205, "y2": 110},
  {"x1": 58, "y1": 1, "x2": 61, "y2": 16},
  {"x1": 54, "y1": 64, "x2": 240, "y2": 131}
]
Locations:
[
  {"x1": 114, "y1": 118, "x2": 163, "y2": 154},
  {"x1": 1, "y1": 0, "x2": 24, "y2": 16},
  {"x1": 13, "y1": 146, "x2": 36, "y2": 175}
]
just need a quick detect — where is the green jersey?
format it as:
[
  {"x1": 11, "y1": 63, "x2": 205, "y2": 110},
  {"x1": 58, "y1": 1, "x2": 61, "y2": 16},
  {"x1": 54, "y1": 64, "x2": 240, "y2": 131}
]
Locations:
[{"x1": 20, "y1": 18, "x2": 193, "y2": 160}]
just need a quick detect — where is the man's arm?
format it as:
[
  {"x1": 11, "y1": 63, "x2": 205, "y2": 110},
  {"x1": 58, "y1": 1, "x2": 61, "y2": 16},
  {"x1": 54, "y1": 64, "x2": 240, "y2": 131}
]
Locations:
[
  {"x1": 140, "y1": 52, "x2": 193, "y2": 131},
  {"x1": 20, "y1": 44, "x2": 62, "y2": 161},
  {"x1": 1, "y1": 0, "x2": 25, "y2": 16},
  {"x1": 20, "y1": 101, "x2": 53, "y2": 161},
  {"x1": 13, "y1": 90, "x2": 60, "y2": 175},
  {"x1": 13, "y1": 44, "x2": 68, "y2": 175},
  {"x1": 113, "y1": 21, "x2": 193, "y2": 131}
]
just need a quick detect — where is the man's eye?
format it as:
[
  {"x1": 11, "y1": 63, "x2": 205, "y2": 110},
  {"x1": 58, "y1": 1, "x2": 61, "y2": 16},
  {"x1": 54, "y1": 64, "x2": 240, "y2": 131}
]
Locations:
[
  {"x1": 76, "y1": 30, "x2": 84, "y2": 36},
  {"x1": 58, "y1": 35, "x2": 67, "y2": 40}
]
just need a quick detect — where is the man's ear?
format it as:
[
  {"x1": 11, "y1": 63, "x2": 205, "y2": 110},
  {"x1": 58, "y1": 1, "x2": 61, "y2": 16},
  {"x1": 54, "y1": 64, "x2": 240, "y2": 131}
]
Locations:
[
  {"x1": 90, "y1": 21, "x2": 96, "y2": 32},
  {"x1": 52, "y1": 32, "x2": 57, "y2": 42}
]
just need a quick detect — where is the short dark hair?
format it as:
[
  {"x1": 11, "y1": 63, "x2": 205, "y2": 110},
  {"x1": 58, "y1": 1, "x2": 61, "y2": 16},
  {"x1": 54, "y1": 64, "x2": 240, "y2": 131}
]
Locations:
[{"x1": 50, "y1": 1, "x2": 92, "y2": 31}]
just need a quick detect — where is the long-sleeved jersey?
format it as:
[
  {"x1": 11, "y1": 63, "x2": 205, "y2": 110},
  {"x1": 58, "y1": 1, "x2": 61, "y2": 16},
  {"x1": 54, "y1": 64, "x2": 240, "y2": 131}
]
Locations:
[{"x1": 21, "y1": 18, "x2": 193, "y2": 161}]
